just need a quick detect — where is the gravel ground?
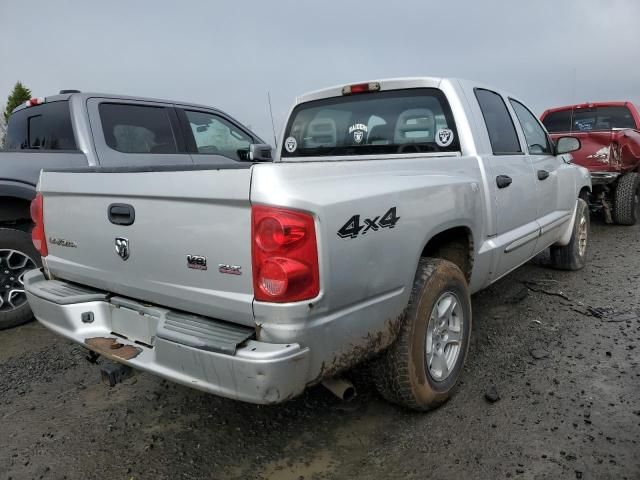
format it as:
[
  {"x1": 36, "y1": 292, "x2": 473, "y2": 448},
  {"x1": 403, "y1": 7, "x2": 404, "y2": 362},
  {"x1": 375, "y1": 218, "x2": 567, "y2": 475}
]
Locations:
[{"x1": 1, "y1": 219, "x2": 639, "y2": 480}]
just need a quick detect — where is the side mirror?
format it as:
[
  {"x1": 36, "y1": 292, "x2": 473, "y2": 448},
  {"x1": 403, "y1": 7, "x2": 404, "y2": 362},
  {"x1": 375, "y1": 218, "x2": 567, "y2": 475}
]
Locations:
[
  {"x1": 555, "y1": 136, "x2": 581, "y2": 155},
  {"x1": 249, "y1": 143, "x2": 273, "y2": 162}
]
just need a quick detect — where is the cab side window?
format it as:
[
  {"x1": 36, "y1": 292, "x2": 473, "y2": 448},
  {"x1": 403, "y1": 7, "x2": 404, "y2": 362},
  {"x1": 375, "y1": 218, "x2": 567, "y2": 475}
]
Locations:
[
  {"x1": 475, "y1": 89, "x2": 522, "y2": 155},
  {"x1": 184, "y1": 110, "x2": 252, "y2": 161},
  {"x1": 509, "y1": 99, "x2": 552, "y2": 155},
  {"x1": 99, "y1": 103, "x2": 178, "y2": 154}
]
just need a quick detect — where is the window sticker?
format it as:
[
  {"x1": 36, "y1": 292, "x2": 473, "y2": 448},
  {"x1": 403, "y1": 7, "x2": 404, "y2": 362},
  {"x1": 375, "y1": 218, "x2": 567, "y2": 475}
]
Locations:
[
  {"x1": 348, "y1": 123, "x2": 368, "y2": 144},
  {"x1": 435, "y1": 128, "x2": 454, "y2": 147},
  {"x1": 284, "y1": 136, "x2": 297, "y2": 153}
]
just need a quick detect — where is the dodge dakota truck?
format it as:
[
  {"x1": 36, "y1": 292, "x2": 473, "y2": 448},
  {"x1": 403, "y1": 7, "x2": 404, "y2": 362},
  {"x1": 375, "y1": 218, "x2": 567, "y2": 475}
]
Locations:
[
  {"x1": 541, "y1": 102, "x2": 640, "y2": 225},
  {"x1": 0, "y1": 90, "x2": 270, "y2": 329},
  {"x1": 25, "y1": 78, "x2": 591, "y2": 410}
]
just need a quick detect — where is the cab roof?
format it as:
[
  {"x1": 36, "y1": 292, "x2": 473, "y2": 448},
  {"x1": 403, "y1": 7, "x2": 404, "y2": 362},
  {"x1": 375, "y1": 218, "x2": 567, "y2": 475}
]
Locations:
[
  {"x1": 296, "y1": 77, "x2": 446, "y2": 104},
  {"x1": 294, "y1": 76, "x2": 523, "y2": 105},
  {"x1": 12, "y1": 91, "x2": 232, "y2": 116}
]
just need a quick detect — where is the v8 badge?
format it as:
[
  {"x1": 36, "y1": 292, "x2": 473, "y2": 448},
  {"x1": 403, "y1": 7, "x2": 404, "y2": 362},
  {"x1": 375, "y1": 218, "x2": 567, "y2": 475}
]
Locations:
[{"x1": 337, "y1": 207, "x2": 400, "y2": 239}]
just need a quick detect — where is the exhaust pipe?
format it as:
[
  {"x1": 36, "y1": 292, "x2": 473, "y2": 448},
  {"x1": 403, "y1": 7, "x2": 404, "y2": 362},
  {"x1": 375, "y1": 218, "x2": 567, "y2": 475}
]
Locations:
[{"x1": 322, "y1": 377, "x2": 356, "y2": 401}]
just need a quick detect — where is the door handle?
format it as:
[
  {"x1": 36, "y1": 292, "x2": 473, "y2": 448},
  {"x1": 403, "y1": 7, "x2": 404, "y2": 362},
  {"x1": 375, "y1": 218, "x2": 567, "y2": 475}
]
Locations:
[
  {"x1": 108, "y1": 203, "x2": 135, "y2": 226},
  {"x1": 537, "y1": 170, "x2": 550, "y2": 180},
  {"x1": 496, "y1": 175, "x2": 512, "y2": 189}
]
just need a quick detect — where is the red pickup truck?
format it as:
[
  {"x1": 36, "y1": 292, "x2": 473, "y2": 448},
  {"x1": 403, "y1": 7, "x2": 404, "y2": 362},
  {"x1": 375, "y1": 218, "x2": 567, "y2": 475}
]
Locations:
[{"x1": 541, "y1": 102, "x2": 640, "y2": 225}]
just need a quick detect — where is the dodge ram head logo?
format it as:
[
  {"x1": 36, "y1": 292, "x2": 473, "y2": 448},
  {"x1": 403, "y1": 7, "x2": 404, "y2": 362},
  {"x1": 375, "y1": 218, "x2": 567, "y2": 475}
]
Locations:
[{"x1": 115, "y1": 237, "x2": 130, "y2": 261}]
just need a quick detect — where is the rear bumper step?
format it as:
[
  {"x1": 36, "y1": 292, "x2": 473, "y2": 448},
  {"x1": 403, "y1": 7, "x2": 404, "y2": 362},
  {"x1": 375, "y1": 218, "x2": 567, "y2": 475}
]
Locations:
[
  {"x1": 24, "y1": 270, "x2": 310, "y2": 404},
  {"x1": 23, "y1": 276, "x2": 108, "y2": 305},
  {"x1": 159, "y1": 311, "x2": 253, "y2": 355}
]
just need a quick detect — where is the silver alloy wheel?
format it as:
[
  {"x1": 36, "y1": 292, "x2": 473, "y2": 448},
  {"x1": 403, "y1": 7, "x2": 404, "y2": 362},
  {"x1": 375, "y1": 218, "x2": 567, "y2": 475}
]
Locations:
[
  {"x1": 0, "y1": 249, "x2": 37, "y2": 312},
  {"x1": 425, "y1": 291, "x2": 463, "y2": 381},
  {"x1": 577, "y1": 213, "x2": 588, "y2": 258}
]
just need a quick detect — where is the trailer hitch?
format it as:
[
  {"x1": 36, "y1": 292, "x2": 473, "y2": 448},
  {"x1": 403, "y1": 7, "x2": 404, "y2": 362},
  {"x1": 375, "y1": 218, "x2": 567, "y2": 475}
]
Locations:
[{"x1": 100, "y1": 361, "x2": 135, "y2": 387}]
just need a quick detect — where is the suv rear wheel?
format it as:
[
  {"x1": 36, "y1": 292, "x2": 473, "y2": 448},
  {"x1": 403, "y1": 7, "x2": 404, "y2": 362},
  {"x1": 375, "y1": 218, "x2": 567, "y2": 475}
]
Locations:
[
  {"x1": 370, "y1": 257, "x2": 472, "y2": 411},
  {"x1": 613, "y1": 172, "x2": 640, "y2": 226},
  {"x1": 0, "y1": 228, "x2": 41, "y2": 330}
]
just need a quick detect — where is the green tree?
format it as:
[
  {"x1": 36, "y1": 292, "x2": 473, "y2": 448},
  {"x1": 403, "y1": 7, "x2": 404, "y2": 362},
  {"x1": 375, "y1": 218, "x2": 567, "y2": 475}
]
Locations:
[{"x1": 3, "y1": 81, "x2": 32, "y2": 124}]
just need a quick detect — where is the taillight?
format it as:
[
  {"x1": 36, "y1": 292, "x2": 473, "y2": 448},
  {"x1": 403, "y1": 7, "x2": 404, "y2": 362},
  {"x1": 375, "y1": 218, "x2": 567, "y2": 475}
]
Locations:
[
  {"x1": 30, "y1": 193, "x2": 48, "y2": 257},
  {"x1": 252, "y1": 206, "x2": 319, "y2": 302},
  {"x1": 610, "y1": 142, "x2": 621, "y2": 166}
]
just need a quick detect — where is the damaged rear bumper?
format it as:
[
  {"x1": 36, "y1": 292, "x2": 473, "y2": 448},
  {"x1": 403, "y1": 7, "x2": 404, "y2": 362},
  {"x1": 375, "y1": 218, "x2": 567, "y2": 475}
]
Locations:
[{"x1": 24, "y1": 270, "x2": 310, "y2": 404}]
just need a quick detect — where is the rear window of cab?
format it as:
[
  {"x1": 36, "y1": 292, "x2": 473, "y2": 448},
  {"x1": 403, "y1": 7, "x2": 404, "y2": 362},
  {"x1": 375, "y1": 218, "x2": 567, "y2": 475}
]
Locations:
[
  {"x1": 281, "y1": 88, "x2": 459, "y2": 157},
  {"x1": 5, "y1": 101, "x2": 77, "y2": 151},
  {"x1": 542, "y1": 106, "x2": 636, "y2": 133}
]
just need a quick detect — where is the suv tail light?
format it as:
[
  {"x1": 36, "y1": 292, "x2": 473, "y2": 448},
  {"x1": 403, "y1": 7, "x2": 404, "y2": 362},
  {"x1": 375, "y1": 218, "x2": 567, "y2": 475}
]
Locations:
[
  {"x1": 30, "y1": 193, "x2": 48, "y2": 257},
  {"x1": 252, "y1": 205, "x2": 319, "y2": 302}
]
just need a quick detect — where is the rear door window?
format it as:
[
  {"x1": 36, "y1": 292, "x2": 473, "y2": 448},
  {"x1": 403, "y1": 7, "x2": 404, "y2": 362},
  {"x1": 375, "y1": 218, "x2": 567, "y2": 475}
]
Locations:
[
  {"x1": 5, "y1": 101, "x2": 77, "y2": 151},
  {"x1": 475, "y1": 89, "x2": 522, "y2": 155},
  {"x1": 99, "y1": 103, "x2": 178, "y2": 154},
  {"x1": 183, "y1": 110, "x2": 252, "y2": 161},
  {"x1": 281, "y1": 88, "x2": 459, "y2": 157}
]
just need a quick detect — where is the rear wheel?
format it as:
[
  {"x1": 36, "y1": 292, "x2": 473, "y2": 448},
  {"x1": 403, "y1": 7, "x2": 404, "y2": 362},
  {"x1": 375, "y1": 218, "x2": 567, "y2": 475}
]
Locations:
[
  {"x1": 370, "y1": 258, "x2": 472, "y2": 411},
  {"x1": 0, "y1": 228, "x2": 41, "y2": 330},
  {"x1": 613, "y1": 172, "x2": 640, "y2": 225},
  {"x1": 550, "y1": 198, "x2": 589, "y2": 270}
]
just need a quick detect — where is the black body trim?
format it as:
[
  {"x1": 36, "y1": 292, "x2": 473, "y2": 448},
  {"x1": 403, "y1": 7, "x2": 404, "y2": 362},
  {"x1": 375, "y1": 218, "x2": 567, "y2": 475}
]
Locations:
[{"x1": 42, "y1": 163, "x2": 254, "y2": 173}]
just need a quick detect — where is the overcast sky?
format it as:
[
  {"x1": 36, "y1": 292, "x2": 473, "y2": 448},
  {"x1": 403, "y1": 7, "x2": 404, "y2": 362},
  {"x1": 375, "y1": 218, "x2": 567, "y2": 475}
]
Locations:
[{"x1": 1, "y1": 0, "x2": 638, "y2": 143}]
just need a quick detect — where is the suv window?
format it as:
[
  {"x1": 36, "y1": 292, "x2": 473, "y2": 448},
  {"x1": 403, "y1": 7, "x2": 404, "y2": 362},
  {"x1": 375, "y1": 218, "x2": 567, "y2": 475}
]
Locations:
[
  {"x1": 5, "y1": 101, "x2": 77, "y2": 151},
  {"x1": 99, "y1": 103, "x2": 178, "y2": 154},
  {"x1": 184, "y1": 110, "x2": 252, "y2": 161},
  {"x1": 281, "y1": 88, "x2": 459, "y2": 157},
  {"x1": 475, "y1": 89, "x2": 522, "y2": 155},
  {"x1": 509, "y1": 99, "x2": 552, "y2": 155}
]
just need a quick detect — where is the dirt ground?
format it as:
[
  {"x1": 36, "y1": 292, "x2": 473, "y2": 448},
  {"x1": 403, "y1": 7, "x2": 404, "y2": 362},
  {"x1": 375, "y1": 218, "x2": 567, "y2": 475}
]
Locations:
[{"x1": 1, "y1": 219, "x2": 639, "y2": 480}]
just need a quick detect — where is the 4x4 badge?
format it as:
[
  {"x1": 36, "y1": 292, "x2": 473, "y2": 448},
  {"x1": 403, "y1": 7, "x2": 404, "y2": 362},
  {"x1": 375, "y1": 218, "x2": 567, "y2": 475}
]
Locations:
[{"x1": 115, "y1": 237, "x2": 130, "y2": 261}]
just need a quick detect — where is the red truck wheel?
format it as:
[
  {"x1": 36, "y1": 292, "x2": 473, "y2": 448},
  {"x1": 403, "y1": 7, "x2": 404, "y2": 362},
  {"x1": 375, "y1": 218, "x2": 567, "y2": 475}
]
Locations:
[{"x1": 613, "y1": 173, "x2": 640, "y2": 226}]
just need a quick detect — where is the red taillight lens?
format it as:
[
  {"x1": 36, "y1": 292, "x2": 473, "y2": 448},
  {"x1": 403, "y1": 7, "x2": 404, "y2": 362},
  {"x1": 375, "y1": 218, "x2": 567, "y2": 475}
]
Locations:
[
  {"x1": 255, "y1": 215, "x2": 306, "y2": 252},
  {"x1": 252, "y1": 206, "x2": 319, "y2": 302},
  {"x1": 30, "y1": 193, "x2": 48, "y2": 257}
]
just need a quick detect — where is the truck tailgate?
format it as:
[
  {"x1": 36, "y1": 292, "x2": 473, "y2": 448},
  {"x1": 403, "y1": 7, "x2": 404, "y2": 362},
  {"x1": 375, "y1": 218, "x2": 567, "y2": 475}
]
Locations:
[{"x1": 39, "y1": 166, "x2": 255, "y2": 326}]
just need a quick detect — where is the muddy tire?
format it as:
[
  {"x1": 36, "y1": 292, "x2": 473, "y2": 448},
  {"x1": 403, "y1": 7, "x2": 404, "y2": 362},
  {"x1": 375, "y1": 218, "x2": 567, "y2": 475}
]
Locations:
[
  {"x1": 370, "y1": 258, "x2": 472, "y2": 411},
  {"x1": 613, "y1": 172, "x2": 640, "y2": 226},
  {"x1": 0, "y1": 228, "x2": 41, "y2": 330},
  {"x1": 550, "y1": 198, "x2": 589, "y2": 271}
]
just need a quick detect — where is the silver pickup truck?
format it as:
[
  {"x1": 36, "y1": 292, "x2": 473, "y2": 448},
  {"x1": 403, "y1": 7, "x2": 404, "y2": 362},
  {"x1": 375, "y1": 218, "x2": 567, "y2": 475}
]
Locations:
[{"x1": 25, "y1": 78, "x2": 591, "y2": 410}]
